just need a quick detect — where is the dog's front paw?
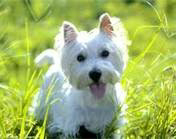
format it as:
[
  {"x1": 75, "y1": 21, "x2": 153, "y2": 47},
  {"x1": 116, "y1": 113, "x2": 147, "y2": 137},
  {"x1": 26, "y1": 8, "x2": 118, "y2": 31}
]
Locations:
[
  {"x1": 47, "y1": 124, "x2": 62, "y2": 138},
  {"x1": 48, "y1": 132, "x2": 61, "y2": 139}
]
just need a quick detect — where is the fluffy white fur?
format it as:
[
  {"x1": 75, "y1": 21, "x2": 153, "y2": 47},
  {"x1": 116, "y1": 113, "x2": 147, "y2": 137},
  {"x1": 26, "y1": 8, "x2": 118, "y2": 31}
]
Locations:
[{"x1": 31, "y1": 13, "x2": 129, "y2": 137}]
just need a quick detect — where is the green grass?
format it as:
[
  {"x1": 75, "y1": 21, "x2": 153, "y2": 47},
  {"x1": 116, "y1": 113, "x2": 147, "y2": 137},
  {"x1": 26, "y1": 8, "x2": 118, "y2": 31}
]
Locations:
[{"x1": 0, "y1": 0, "x2": 176, "y2": 138}]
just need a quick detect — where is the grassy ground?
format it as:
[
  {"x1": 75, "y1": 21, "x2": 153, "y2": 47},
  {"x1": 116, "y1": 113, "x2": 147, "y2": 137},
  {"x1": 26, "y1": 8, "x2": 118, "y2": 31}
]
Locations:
[{"x1": 0, "y1": 0, "x2": 176, "y2": 138}]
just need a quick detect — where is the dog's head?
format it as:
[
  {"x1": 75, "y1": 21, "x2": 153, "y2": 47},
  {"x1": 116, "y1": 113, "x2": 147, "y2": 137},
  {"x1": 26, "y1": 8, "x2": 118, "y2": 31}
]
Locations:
[{"x1": 56, "y1": 13, "x2": 129, "y2": 99}]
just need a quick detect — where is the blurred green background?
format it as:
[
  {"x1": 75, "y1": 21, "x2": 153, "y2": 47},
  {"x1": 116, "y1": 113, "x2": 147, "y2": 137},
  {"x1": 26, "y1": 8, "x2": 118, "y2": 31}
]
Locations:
[
  {"x1": 0, "y1": 0, "x2": 176, "y2": 82},
  {"x1": 0, "y1": 0, "x2": 176, "y2": 138},
  {"x1": 0, "y1": 0, "x2": 175, "y2": 82}
]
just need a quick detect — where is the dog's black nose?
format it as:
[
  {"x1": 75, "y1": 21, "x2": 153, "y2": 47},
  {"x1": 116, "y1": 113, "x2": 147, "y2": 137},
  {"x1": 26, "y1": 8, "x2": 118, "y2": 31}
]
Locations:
[{"x1": 89, "y1": 68, "x2": 102, "y2": 82}]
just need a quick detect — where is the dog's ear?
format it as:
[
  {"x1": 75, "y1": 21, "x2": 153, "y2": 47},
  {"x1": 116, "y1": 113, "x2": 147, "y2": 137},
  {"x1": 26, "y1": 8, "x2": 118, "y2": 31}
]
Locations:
[
  {"x1": 99, "y1": 13, "x2": 114, "y2": 36},
  {"x1": 63, "y1": 21, "x2": 78, "y2": 44}
]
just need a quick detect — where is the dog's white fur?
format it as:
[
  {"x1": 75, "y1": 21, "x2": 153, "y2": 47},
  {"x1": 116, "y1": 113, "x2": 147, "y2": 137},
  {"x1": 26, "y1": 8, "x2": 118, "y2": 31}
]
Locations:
[{"x1": 31, "y1": 13, "x2": 129, "y2": 137}]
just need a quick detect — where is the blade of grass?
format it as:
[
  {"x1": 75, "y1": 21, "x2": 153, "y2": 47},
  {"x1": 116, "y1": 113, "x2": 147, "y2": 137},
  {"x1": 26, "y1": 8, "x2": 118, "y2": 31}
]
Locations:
[
  {"x1": 19, "y1": 106, "x2": 27, "y2": 139},
  {"x1": 25, "y1": 18, "x2": 31, "y2": 84},
  {"x1": 123, "y1": 32, "x2": 159, "y2": 78},
  {"x1": 0, "y1": 118, "x2": 6, "y2": 139}
]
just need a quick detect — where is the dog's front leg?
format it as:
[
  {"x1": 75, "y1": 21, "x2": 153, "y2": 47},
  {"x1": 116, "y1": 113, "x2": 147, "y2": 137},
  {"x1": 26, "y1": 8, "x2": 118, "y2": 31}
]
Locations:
[{"x1": 48, "y1": 103, "x2": 83, "y2": 138}]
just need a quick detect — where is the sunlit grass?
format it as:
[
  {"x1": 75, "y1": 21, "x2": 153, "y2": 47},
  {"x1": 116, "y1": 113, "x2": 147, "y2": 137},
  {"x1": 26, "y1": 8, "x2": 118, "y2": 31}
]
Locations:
[{"x1": 0, "y1": 0, "x2": 176, "y2": 138}]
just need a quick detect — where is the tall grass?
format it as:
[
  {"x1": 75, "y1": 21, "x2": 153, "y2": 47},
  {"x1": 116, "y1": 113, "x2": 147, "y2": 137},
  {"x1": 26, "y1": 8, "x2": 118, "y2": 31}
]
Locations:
[{"x1": 0, "y1": 0, "x2": 176, "y2": 138}]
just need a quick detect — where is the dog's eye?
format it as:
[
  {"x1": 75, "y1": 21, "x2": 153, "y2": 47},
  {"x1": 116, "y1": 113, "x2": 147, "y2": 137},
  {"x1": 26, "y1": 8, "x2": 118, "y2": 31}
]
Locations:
[
  {"x1": 77, "y1": 54, "x2": 86, "y2": 62},
  {"x1": 100, "y1": 50, "x2": 109, "y2": 58}
]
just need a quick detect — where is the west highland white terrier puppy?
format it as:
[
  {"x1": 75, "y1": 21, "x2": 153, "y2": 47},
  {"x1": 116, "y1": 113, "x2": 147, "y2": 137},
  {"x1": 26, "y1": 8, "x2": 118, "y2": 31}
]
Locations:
[{"x1": 32, "y1": 13, "x2": 130, "y2": 138}]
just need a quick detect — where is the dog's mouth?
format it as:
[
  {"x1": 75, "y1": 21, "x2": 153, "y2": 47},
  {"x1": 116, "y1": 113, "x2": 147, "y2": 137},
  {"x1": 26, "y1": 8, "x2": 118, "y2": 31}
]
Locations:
[{"x1": 89, "y1": 82, "x2": 106, "y2": 99}]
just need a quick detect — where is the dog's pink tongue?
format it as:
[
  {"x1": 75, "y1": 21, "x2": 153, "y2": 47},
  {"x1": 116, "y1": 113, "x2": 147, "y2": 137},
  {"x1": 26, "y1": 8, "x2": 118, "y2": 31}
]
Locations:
[{"x1": 89, "y1": 83, "x2": 106, "y2": 99}]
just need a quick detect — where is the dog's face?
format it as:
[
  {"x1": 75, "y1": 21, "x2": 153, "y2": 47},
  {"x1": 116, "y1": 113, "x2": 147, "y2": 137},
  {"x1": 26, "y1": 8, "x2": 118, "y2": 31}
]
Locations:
[{"x1": 59, "y1": 13, "x2": 128, "y2": 99}]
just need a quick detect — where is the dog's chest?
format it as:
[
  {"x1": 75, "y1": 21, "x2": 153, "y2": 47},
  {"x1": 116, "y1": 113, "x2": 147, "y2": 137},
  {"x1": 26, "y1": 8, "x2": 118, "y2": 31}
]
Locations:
[
  {"x1": 81, "y1": 104, "x2": 116, "y2": 132},
  {"x1": 68, "y1": 86, "x2": 118, "y2": 132}
]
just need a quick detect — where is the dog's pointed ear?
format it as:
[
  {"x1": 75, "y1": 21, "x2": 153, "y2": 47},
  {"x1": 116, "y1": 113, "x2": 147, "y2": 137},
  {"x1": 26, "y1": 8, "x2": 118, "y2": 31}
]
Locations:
[
  {"x1": 99, "y1": 13, "x2": 113, "y2": 36},
  {"x1": 63, "y1": 21, "x2": 78, "y2": 44}
]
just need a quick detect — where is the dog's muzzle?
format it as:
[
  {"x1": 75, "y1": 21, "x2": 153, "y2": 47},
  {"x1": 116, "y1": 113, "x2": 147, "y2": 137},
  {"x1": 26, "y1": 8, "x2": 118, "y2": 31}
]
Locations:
[
  {"x1": 89, "y1": 68, "x2": 102, "y2": 83},
  {"x1": 88, "y1": 68, "x2": 106, "y2": 99}
]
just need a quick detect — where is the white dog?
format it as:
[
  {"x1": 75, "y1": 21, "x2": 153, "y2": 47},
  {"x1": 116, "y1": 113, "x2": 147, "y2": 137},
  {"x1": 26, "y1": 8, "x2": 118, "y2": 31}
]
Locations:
[{"x1": 31, "y1": 13, "x2": 129, "y2": 138}]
